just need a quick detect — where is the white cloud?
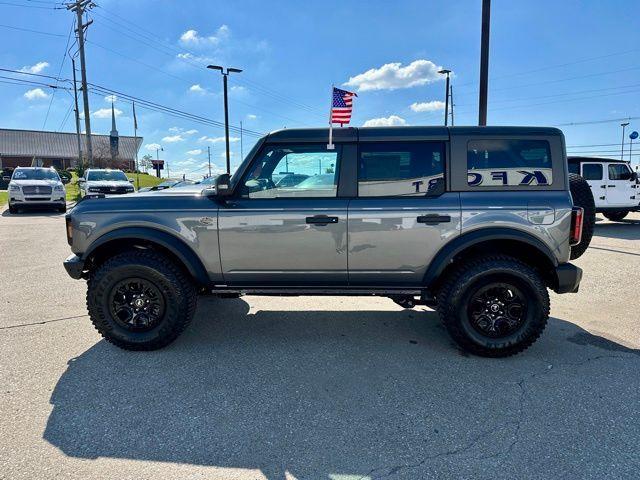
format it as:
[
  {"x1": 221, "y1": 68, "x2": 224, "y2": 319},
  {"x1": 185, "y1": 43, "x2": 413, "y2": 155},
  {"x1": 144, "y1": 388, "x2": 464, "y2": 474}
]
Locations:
[
  {"x1": 19, "y1": 61, "x2": 49, "y2": 74},
  {"x1": 363, "y1": 115, "x2": 408, "y2": 127},
  {"x1": 179, "y1": 25, "x2": 230, "y2": 47},
  {"x1": 189, "y1": 84, "x2": 208, "y2": 95},
  {"x1": 144, "y1": 143, "x2": 162, "y2": 151},
  {"x1": 344, "y1": 60, "x2": 444, "y2": 91},
  {"x1": 162, "y1": 134, "x2": 184, "y2": 143},
  {"x1": 92, "y1": 107, "x2": 122, "y2": 118},
  {"x1": 104, "y1": 94, "x2": 117, "y2": 103},
  {"x1": 230, "y1": 85, "x2": 245, "y2": 92},
  {"x1": 409, "y1": 100, "x2": 446, "y2": 113},
  {"x1": 186, "y1": 149, "x2": 203, "y2": 155},
  {"x1": 199, "y1": 135, "x2": 239, "y2": 144},
  {"x1": 184, "y1": 129, "x2": 198, "y2": 135},
  {"x1": 23, "y1": 88, "x2": 49, "y2": 100},
  {"x1": 246, "y1": 114, "x2": 258, "y2": 120},
  {"x1": 169, "y1": 127, "x2": 198, "y2": 135}
]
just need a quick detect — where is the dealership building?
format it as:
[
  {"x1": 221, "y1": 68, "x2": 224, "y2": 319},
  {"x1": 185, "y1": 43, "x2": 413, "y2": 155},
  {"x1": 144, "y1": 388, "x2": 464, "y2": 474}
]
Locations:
[{"x1": 0, "y1": 112, "x2": 142, "y2": 171}]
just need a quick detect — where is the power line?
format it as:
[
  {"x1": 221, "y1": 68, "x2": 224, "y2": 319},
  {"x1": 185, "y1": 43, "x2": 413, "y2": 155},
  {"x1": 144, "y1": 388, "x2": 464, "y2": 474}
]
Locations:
[
  {"x1": 43, "y1": 19, "x2": 75, "y2": 129},
  {"x1": 556, "y1": 116, "x2": 639, "y2": 127},
  {"x1": 0, "y1": 23, "x2": 66, "y2": 36},
  {"x1": 0, "y1": 0, "x2": 62, "y2": 8}
]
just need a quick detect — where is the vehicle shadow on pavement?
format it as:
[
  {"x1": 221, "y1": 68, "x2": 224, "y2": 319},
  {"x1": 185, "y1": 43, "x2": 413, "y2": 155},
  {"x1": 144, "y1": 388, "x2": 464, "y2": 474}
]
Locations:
[
  {"x1": 1, "y1": 209, "x2": 64, "y2": 218},
  {"x1": 44, "y1": 297, "x2": 640, "y2": 479},
  {"x1": 593, "y1": 218, "x2": 640, "y2": 241}
]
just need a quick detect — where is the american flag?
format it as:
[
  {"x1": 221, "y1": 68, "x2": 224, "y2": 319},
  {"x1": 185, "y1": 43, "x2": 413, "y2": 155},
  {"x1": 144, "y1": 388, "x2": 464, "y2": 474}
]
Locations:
[{"x1": 331, "y1": 87, "x2": 357, "y2": 125}]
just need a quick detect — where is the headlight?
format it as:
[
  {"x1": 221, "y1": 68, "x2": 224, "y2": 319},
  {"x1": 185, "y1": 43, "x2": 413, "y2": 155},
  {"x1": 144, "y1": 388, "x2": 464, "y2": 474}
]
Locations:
[
  {"x1": 127, "y1": 186, "x2": 134, "y2": 192},
  {"x1": 9, "y1": 184, "x2": 20, "y2": 191},
  {"x1": 54, "y1": 184, "x2": 65, "y2": 191}
]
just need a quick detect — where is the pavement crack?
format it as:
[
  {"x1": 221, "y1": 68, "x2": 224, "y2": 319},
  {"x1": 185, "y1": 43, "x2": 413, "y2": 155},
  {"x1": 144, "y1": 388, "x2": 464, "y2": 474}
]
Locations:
[{"x1": 0, "y1": 314, "x2": 88, "y2": 330}]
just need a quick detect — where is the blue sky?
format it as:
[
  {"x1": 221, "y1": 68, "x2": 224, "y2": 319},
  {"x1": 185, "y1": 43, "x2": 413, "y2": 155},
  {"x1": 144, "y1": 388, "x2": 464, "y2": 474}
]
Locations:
[{"x1": 1, "y1": 0, "x2": 639, "y2": 178}]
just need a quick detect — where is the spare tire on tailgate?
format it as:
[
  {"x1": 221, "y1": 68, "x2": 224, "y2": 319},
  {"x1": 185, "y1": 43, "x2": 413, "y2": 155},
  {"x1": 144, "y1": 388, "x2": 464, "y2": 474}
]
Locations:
[{"x1": 569, "y1": 173, "x2": 595, "y2": 260}]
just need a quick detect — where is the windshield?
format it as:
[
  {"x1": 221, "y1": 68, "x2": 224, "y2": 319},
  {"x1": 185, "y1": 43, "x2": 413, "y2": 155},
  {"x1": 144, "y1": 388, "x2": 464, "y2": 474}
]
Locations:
[
  {"x1": 87, "y1": 170, "x2": 128, "y2": 182},
  {"x1": 12, "y1": 169, "x2": 60, "y2": 181}
]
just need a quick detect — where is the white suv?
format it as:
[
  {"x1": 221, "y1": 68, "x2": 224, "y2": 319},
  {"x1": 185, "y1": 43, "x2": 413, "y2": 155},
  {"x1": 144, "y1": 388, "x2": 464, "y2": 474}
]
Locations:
[
  {"x1": 568, "y1": 157, "x2": 639, "y2": 221},
  {"x1": 4, "y1": 167, "x2": 67, "y2": 214},
  {"x1": 79, "y1": 169, "x2": 135, "y2": 197}
]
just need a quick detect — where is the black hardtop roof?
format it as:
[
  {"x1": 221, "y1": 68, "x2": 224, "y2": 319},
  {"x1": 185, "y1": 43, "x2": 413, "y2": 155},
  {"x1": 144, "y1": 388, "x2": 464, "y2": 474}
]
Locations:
[
  {"x1": 568, "y1": 156, "x2": 630, "y2": 164},
  {"x1": 265, "y1": 126, "x2": 563, "y2": 143}
]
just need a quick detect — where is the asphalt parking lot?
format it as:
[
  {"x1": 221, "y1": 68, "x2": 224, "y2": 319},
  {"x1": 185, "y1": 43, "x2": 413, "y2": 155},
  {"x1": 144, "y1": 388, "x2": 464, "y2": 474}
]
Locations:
[{"x1": 1, "y1": 208, "x2": 638, "y2": 480}]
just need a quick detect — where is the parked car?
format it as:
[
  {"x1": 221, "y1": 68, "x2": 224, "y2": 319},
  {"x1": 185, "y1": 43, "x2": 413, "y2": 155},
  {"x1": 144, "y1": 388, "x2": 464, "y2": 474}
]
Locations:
[
  {"x1": 4, "y1": 167, "x2": 67, "y2": 213},
  {"x1": 273, "y1": 173, "x2": 309, "y2": 188},
  {"x1": 137, "y1": 178, "x2": 196, "y2": 193},
  {"x1": 64, "y1": 126, "x2": 592, "y2": 357},
  {"x1": 568, "y1": 156, "x2": 639, "y2": 221},
  {"x1": 78, "y1": 169, "x2": 135, "y2": 197}
]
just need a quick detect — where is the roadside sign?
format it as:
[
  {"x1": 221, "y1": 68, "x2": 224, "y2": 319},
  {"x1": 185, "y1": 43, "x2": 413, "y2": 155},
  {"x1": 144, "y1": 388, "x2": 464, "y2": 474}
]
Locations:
[{"x1": 630, "y1": 131, "x2": 639, "y2": 140}]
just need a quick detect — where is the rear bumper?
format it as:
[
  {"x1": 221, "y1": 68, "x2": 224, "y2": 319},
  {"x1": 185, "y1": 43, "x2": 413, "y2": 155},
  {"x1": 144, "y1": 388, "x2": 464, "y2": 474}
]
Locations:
[
  {"x1": 554, "y1": 263, "x2": 582, "y2": 294},
  {"x1": 63, "y1": 254, "x2": 85, "y2": 280}
]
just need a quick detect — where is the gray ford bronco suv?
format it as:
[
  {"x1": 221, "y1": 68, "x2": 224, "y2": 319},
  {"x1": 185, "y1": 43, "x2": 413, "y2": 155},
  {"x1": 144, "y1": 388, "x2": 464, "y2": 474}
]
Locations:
[{"x1": 63, "y1": 126, "x2": 592, "y2": 357}]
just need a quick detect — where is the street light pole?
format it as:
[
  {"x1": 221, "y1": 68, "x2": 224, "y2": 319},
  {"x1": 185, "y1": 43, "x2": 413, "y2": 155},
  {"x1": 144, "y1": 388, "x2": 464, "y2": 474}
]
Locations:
[
  {"x1": 438, "y1": 69, "x2": 451, "y2": 126},
  {"x1": 207, "y1": 65, "x2": 243, "y2": 175},
  {"x1": 620, "y1": 122, "x2": 630, "y2": 160},
  {"x1": 478, "y1": 0, "x2": 491, "y2": 126},
  {"x1": 156, "y1": 146, "x2": 163, "y2": 178}
]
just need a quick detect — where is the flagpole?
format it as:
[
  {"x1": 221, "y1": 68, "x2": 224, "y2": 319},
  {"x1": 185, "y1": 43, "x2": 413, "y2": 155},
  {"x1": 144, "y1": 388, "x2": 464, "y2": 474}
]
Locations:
[
  {"x1": 327, "y1": 84, "x2": 335, "y2": 150},
  {"x1": 133, "y1": 101, "x2": 140, "y2": 191}
]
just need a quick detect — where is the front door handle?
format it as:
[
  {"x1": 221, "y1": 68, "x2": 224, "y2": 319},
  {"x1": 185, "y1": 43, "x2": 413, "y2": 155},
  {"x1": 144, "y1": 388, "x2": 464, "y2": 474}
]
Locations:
[
  {"x1": 607, "y1": 185, "x2": 615, "y2": 187},
  {"x1": 417, "y1": 214, "x2": 451, "y2": 225},
  {"x1": 306, "y1": 215, "x2": 338, "y2": 226}
]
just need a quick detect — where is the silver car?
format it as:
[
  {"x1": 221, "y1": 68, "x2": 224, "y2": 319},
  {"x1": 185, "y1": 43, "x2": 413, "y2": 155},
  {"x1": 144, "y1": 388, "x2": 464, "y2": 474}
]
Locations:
[
  {"x1": 79, "y1": 169, "x2": 135, "y2": 197},
  {"x1": 63, "y1": 126, "x2": 592, "y2": 357},
  {"x1": 5, "y1": 167, "x2": 67, "y2": 213}
]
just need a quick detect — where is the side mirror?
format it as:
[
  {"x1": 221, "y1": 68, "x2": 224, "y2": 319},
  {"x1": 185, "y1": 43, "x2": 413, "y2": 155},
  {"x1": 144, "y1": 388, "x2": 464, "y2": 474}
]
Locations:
[
  {"x1": 215, "y1": 173, "x2": 232, "y2": 197},
  {"x1": 2, "y1": 176, "x2": 10, "y2": 182},
  {"x1": 61, "y1": 177, "x2": 70, "y2": 184},
  {"x1": 630, "y1": 171, "x2": 638, "y2": 182},
  {"x1": 78, "y1": 178, "x2": 85, "y2": 183},
  {"x1": 129, "y1": 178, "x2": 135, "y2": 183}
]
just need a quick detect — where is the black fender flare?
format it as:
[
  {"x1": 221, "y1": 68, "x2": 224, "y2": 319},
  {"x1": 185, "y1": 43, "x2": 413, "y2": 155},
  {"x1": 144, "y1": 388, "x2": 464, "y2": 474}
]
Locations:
[
  {"x1": 423, "y1": 227, "x2": 559, "y2": 287},
  {"x1": 83, "y1": 227, "x2": 210, "y2": 285}
]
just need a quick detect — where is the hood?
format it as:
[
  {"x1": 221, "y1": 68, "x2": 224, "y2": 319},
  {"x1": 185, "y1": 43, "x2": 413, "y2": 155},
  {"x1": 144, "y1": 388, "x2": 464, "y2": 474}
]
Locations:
[
  {"x1": 86, "y1": 180, "x2": 133, "y2": 187},
  {"x1": 136, "y1": 184, "x2": 209, "y2": 196},
  {"x1": 11, "y1": 179, "x2": 62, "y2": 187}
]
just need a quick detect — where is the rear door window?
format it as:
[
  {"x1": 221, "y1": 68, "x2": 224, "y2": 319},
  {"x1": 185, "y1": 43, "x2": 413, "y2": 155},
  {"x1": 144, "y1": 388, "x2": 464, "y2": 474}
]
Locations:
[
  {"x1": 357, "y1": 141, "x2": 445, "y2": 197},
  {"x1": 467, "y1": 139, "x2": 552, "y2": 187},
  {"x1": 582, "y1": 164, "x2": 603, "y2": 180}
]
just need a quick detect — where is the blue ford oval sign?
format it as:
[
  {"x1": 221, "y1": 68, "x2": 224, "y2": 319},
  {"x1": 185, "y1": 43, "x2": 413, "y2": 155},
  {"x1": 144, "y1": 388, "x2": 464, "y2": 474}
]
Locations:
[{"x1": 630, "y1": 131, "x2": 639, "y2": 140}]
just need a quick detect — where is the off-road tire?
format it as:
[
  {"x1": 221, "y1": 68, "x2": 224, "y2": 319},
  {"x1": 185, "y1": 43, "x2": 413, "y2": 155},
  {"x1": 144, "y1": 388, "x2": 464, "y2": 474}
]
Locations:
[
  {"x1": 569, "y1": 173, "x2": 595, "y2": 260},
  {"x1": 436, "y1": 256, "x2": 550, "y2": 357},
  {"x1": 603, "y1": 210, "x2": 629, "y2": 222},
  {"x1": 87, "y1": 249, "x2": 197, "y2": 350}
]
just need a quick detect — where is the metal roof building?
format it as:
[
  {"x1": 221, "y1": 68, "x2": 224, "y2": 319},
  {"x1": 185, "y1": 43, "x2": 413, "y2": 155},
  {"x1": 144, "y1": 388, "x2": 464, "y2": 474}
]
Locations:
[{"x1": 0, "y1": 127, "x2": 142, "y2": 171}]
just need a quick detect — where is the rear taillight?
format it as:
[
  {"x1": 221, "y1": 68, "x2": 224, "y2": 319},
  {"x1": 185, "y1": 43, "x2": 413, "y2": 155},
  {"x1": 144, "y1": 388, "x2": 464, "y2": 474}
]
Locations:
[
  {"x1": 570, "y1": 207, "x2": 584, "y2": 246},
  {"x1": 66, "y1": 216, "x2": 73, "y2": 246}
]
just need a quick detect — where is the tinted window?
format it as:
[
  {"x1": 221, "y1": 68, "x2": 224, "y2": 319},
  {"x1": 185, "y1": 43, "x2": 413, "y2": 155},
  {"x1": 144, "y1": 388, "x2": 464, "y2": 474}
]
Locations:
[
  {"x1": 87, "y1": 170, "x2": 128, "y2": 181},
  {"x1": 568, "y1": 162, "x2": 580, "y2": 175},
  {"x1": 582, "y1": 164, "x2": 603, "y2": 180},
  {"x1": 608, "y1": 163, "x2": 632, "y2": 181},
  {"x1": 467, "y1": 139, "x2": 552, "y2": 187},
  {"x1": 240, "y1": 145, "x2": 339, "y2": 198},
  {"x1": 358, "y1": 142, "x2": 445, "y2": 197},
  {"x1": 12, "y1": 168, "x2": 60, "y2": 181}
]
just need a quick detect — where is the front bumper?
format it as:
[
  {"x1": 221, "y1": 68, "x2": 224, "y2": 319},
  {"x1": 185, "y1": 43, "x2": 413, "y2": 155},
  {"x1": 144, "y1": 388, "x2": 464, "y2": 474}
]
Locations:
[
  {"x1": 10, "y1": 192, "x2": 66, "y2": 206},
  {"x1": 554, "y1": 263, "x2": 582, "y2": 294},
  {"x1": 63, "y1": 254, "x2": 85, "y2": 280}
]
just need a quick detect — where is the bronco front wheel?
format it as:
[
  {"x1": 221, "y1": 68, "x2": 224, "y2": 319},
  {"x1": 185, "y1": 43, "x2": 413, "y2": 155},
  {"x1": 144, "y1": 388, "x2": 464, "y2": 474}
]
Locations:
[
  {"x1": 437, "y1": 256, "x2": 549, "y2": 357},
  {"x1": 87, "y1": 250, "x2": 197, "y2": 350}
]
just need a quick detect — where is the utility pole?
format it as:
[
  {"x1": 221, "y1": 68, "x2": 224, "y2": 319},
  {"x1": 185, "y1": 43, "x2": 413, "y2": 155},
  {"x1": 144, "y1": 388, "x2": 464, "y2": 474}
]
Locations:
[
  {"x1": 207, "y1": 65, "x2": 242, "y2": 174},
  {"x1": 207, "y1": 146, "x2": 212, "y2": 177},
  {"x1": 478, "y1": 0, "x2": 491, "y2": 126},
  {"x1": 438, "y1": 69, "x2": 451, "y2": 126},
  {"x1": 620, "y1": 122, "x2": 630, "y2": 160},
  {"x1": 450, "y1": 85, "x2": 455, "y2": 126},
  {"x1": 71, "y1": 57, "x2": 83, "y2": 169},
  {"x1": 66, "y1": 0, "x2": 94, "y2": 166}
]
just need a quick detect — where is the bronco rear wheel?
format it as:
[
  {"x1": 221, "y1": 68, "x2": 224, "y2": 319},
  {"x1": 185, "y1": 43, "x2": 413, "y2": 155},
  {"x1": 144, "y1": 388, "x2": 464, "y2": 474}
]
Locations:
[
  {"x1": 437, "y1": 256, "x2": 549, "y2": 357},
  {"x1": 569, "y1": 173, "x2": 595, "y2": 260},
  {"x1": 87, "y1": 249, "x2": 197, "y2": 350}
]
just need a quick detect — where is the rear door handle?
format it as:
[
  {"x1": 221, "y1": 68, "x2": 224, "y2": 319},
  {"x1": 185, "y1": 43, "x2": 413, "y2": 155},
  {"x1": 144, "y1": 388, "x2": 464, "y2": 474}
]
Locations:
[
  {"x1": 306, "y1": 215, "x2": 338, "y2": 226},
  {"x1": 417, "y1": 214, "x2": 451, "y2": 225},
  {"x1": 607, "y1": 185, "x2": 615, "y2": 187}
]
